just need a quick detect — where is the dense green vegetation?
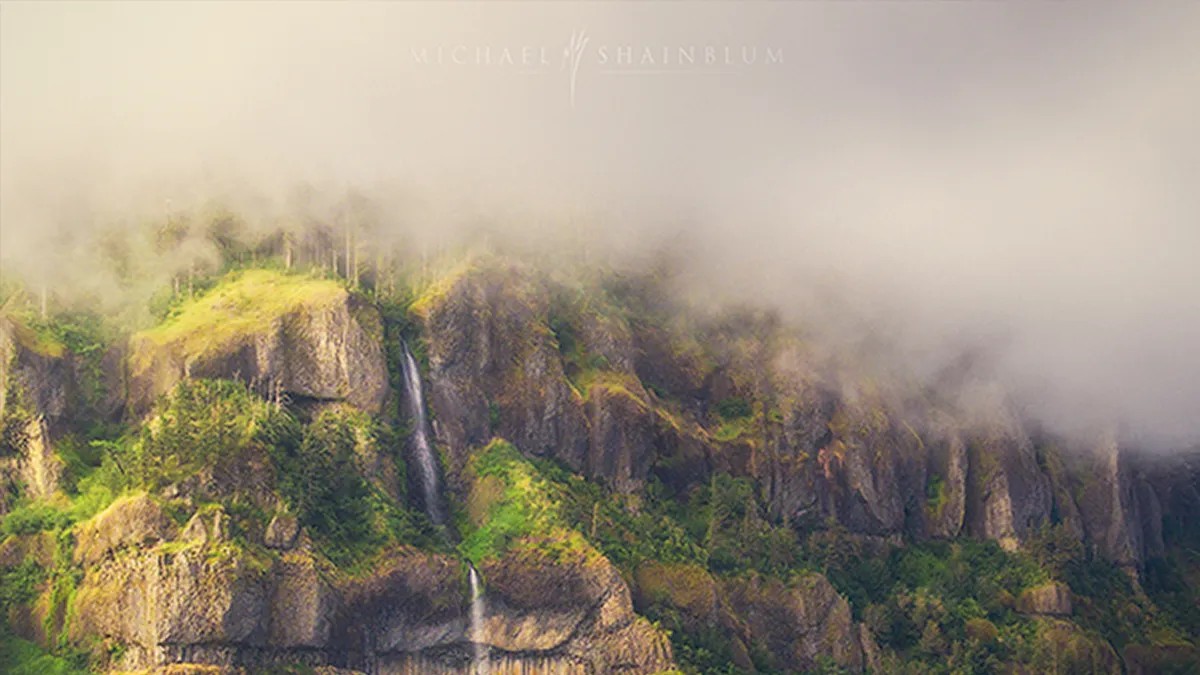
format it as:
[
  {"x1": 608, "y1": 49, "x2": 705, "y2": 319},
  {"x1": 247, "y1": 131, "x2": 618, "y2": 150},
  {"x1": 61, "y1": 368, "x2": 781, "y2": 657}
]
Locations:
[
  {"x1": 0, "y1": 373, "x2": 441, "y2": 668},
  {"x1": 0, "y1": 560, "x2": 44, "y2": 614},
  {"x1": 539, "y1": 461, "x2": 707, "y2": 570},
  {"x1": 266, "y1": 403, "x2": 441, "y2": 567},
  {"x1": 451, "y1": 439, "x2": 1199, "y2": 674},
  {"x1": 131, "y1": 378, "x2": 273, "y2": 490},
  {"x1": 459, "y1": 439, "x2": 598, "y2": 565},
  {"x1": 0, "y1": 551, "x2": 86, "y2": 672},
  {"x1": 456, "y1": 439, "x2": 930, "y2": 671},
  {"x1": 830, "y1": 538, "x2": 1046, "y2": 672},
  {"x1": 126, "y1": 378, "x2": 441, "y2": 568},
  {"x1": 0, "y1": 634, "x2": 88, "y2": 675}
]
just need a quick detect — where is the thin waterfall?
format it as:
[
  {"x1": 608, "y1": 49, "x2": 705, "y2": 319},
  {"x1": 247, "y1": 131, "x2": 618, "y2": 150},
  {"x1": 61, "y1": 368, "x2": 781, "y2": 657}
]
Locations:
[
  {"x1": 400, "y1": 341, "x2": 446, "y2": 527},
  {"x1": 468, "y1": 564, "x2": 489, "y2": 675}
]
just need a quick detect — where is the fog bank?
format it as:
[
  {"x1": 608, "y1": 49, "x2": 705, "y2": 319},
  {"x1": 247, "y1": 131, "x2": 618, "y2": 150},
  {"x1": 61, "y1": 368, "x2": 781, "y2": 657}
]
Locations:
[{"x1": 2, "y1": 2, "x2": 1198, "y2": 445}]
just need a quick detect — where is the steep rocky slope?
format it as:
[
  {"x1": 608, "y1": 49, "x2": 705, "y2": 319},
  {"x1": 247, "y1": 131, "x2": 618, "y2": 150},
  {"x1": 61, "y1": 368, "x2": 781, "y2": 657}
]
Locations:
[
  {"x1": 412, "y1": 259, "x2": 1180, "y2": 572},
  {"x1": 1, "y1": 259, "x2": 1197, "y2": 674}
]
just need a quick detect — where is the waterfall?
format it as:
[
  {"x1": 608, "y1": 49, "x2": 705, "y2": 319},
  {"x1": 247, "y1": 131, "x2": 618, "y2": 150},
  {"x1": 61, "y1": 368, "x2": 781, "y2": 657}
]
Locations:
[
  {"x1": 468, "y1": 564, "x2": 489, "y2": 675},
  {"x1": 400, "y1": 341, "x2": 446, "y2": 527}
]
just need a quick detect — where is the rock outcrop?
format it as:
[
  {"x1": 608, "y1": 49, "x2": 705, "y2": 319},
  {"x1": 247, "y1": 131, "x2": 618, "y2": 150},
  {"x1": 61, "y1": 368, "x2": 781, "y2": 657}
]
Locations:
[
  {"x1": 633, "y1": 560, "x2": 872, "y2": 673},
  {"x1": 723, "y1": 572, "x2": 868, "y2": 673},
  {"x1": 414, "y1": 263, "x2": 586, "y2": 477},
  {"x1": 1067, "y1": 434, "x2": 1153, "y2": 568},
  {"x1": 66, "y1": 501, "x2": 673, "y2": 674},
  {"x1": 7, "y1": 415, "x2": 63, "y2": 503},
  {"x1": 263, "y1": 512, "x2": 300, "y2": 550},
  {"x1": 73, "y1": 493, "x2": 175, "y2": 566},
  {"x1": 0, "y1": 315, "x2": 73, "y2": 511},
  {"x1": 473, "y1": 548, "x2": 673, "y2": 674},
  {"x1": 126, "y1": 272, "x2": 389, "y2": 416},
  {"x1": 1034, "y1": 619, "x2": 1122, "y2": 674},
  {"x1": 964, "y1": 428, "x2": 1053, "y2": 552},
  {"x1": 1016, "y1": 581, "x2": 1073, "y2": 616},
  {"x1": 0, "y1": 315, "x2": 76, "y2": 433},
  {"x1": 584, "y1": 382, "x2": 656, "y2": 494},
  {"x1": 5, "y1": 257, "x2": 1197, "y2": 674}
]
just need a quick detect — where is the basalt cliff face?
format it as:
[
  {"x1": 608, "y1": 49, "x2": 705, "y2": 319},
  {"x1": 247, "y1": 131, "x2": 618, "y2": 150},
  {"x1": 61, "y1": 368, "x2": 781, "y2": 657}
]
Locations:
[
  {"x1": 410, "y1": 261, "x2": 1191, "y2": 570},
  {"x1": 0, "y1": 316, "x2": 73, "y2": 513},
  {"x1": 0, "y1": 260, "x2": 1197, "y2": 674},
  {"x1": 54, "y1": 494, "x2": 670, "y2": 674}
]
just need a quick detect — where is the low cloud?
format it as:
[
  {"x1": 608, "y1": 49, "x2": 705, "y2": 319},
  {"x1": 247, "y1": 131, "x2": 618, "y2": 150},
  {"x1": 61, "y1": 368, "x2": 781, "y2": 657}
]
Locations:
[{"x1": 2, "y1": 2, "x2": 1197, "y2": 446}]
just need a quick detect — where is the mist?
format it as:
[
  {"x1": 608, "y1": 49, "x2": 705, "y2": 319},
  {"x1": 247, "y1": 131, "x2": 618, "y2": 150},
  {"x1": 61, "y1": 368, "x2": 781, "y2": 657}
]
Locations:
[{"x1": 2, "y1": 2, "x2": 1198, "y2": 446}]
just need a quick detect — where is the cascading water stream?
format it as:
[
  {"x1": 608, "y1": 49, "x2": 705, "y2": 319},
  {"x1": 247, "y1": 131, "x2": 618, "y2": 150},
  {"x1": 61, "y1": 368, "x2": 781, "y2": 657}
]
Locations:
[
  {"x1": 400, "y1": 342, "x2": 487, "y2": 672},
  {"x1": 468, "y1": 564, "x2": 489, "y2": 674},
  {"x1": 400, "y1": 341, "x2": 446, "y2": 528}
]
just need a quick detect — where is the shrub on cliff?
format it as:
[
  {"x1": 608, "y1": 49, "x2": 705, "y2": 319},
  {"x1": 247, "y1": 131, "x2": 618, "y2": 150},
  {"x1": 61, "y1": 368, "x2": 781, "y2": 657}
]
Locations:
[
  {"x1": 123, "y1": 378, "x2": 435, "y2": 567},
  {"x1": 270, "y1": 407, "x2": 380, "y2": 562},
  {"x1": 131, "y1": 379, "x2": 275, "y2": 491},
  {"x1": 267, "y1": 405, "x2": 438, "y2": 567}
]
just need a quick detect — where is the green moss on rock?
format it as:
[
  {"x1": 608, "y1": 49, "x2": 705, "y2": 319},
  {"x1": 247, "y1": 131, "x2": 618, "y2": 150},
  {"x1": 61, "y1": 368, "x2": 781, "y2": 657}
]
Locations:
[{"x1": 135, "y1": 270, "x2": 345, "y2": 359}]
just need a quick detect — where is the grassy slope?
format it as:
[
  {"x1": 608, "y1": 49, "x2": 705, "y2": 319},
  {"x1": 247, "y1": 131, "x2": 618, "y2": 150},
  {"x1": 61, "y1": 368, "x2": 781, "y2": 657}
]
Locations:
[
  {"x1": 459, "y1": 439, "x2": 601, "y2": 567},
  {"x1": 131, "y1": 269, "x2": 345, "y2": 372}
]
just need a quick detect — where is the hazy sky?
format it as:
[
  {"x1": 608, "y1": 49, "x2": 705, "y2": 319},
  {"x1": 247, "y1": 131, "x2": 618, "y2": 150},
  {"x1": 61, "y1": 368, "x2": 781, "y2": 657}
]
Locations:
[{"x1": 2, "y1": 2, "x2": 1198, "y2": 444}]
